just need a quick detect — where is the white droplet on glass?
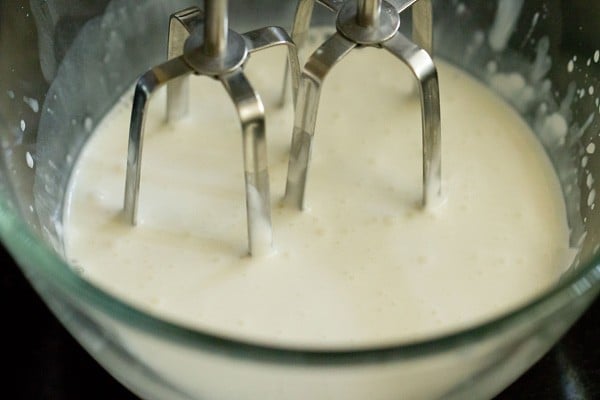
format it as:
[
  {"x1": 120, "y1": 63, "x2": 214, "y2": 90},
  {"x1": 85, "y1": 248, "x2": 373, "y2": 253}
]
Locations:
[{"x1": 25, "y1": 151, "x2": 34, "y2": 168}]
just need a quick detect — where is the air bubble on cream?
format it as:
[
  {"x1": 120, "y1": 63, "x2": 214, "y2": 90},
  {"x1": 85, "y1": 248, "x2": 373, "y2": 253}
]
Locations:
[
  {"x1": 594, "y1": 50, "x2": 600, "y2": 63},
  {"x1": 567, "y1": 60, "x2": 574, "y2": 73},
  {"x1": 20, "y1": 120, "x2": 26, "y2": 132},
  {"x1": 589, "y1": 86, "x2": 595, "y2": 96},
  {"x1": 587, "y1": 142, "x2": 596, "y2": 154},
  {"x1": 586, "y1": 173, "x2": 594, "y2": 189}
]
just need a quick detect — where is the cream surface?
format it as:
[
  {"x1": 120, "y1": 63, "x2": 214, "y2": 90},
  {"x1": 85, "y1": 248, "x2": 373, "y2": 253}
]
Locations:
[{"x1": 64, "y1": 46, "x2": 573, "y2": 347}]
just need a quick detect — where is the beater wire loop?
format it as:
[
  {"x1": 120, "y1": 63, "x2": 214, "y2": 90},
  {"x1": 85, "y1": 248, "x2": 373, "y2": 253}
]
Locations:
[
  {"x1": 123, "y1": 2, "x2": 301, "y2": 256},
  {"x1": 284, "y1": 0, "x2": 441, "y2": 209}
]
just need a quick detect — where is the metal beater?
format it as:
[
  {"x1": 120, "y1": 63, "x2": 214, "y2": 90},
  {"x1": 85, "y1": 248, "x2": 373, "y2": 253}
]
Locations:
[
  {"x1": 123, "y1": 2, "x2": 301, "y2": 256},
  {"x1": 284, "y1": 0, "x2": 442, "y2": 209}
]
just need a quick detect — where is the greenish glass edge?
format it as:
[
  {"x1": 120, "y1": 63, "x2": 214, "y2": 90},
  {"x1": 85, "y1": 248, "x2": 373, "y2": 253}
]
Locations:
[{"x1": 0, "y1": 187, "x2": 599, "y2": 364}]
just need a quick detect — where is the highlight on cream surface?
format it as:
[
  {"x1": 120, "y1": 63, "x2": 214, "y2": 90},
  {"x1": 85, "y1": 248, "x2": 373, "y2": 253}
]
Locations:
[{"x1": 64, "y1": 44, "x2": 574, "y2": 348}]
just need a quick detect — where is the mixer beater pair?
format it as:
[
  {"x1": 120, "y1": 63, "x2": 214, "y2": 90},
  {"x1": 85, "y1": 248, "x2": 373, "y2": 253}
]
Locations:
[{"x1": 123, "y1": 0, "x2": 442, "y2": 256}]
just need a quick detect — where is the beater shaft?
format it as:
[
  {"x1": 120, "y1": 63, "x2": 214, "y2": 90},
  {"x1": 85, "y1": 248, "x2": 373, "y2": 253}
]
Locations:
[
  {"x1": 204, "y1": 0, "x2": 228, "y2": 56},
  {"x1": 357, "y1": 0, "x2": 381, "y2": 26}
]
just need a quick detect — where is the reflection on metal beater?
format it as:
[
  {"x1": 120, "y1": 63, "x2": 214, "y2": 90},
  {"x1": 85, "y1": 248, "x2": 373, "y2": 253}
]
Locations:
[
  {"x1": 123, "y1": 2, "x2": 301, "y2": 256},
  {"x1": 284, "y1": 0, "x2": 442, "y2": 210}
]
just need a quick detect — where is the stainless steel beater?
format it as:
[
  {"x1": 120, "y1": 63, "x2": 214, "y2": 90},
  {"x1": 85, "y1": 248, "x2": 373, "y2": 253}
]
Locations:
[
  {"x1": 123, "y1": 2, "x2": 301, "y2": 255},
  {"x1": 284, "y1": 0, "x2": 441, "y2": 209}
]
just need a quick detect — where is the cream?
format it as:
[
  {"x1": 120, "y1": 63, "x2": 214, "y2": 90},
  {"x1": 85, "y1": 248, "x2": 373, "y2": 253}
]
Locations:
[{"x1": 64, "y1": 45, "x2": 573, "y2": 348}]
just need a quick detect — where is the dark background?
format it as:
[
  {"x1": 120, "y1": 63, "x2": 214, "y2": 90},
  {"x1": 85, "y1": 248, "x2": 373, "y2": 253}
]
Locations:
[{"x1": 2, "y1": 243, "x2": 598, "y2": 399}]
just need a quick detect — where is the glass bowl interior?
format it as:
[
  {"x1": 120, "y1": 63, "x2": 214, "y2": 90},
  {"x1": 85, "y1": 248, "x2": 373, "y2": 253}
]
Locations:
[{"x1": 0, "y1": 0, "x2": 599, "y2": 399}]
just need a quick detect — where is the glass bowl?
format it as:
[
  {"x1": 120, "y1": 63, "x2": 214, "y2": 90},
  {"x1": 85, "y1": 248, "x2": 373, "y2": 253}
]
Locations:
[{"x1": 0, "y1": 0, "x2": 598, "y2": 399}]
